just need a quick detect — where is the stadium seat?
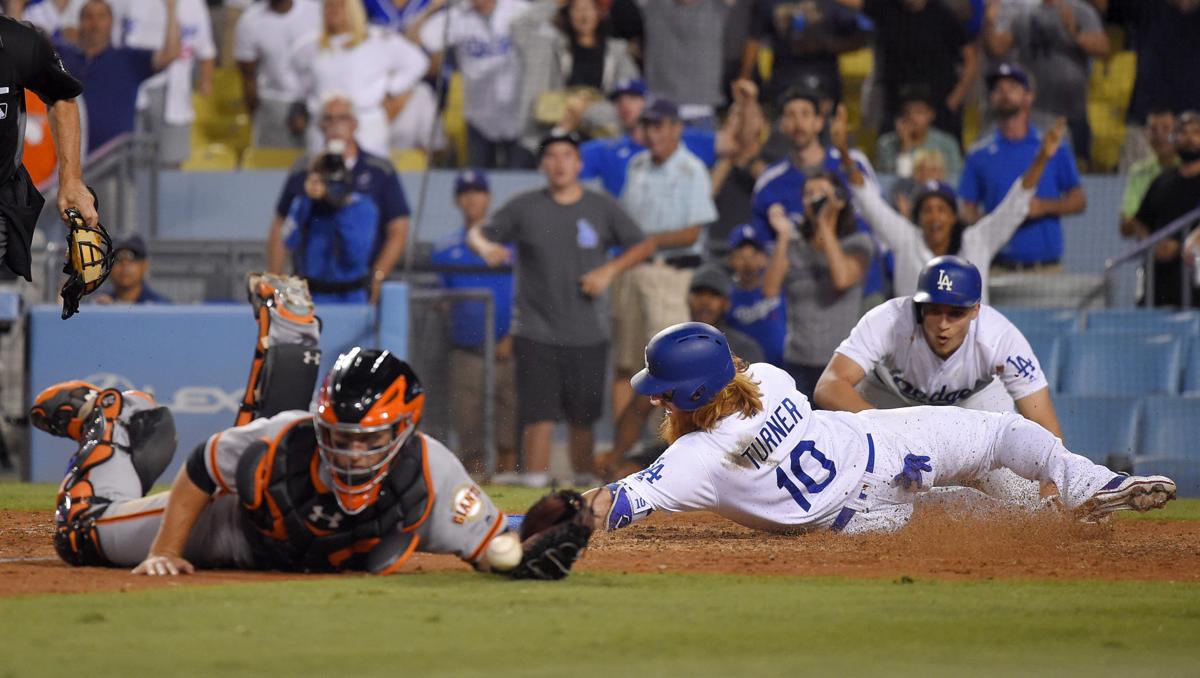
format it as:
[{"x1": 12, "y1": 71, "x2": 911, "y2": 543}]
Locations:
[
  {"x1": 443, "y1": 72, "x2": 467, "y2": 165},
  {"x1": 1053, "y1": 394, "x2": 1140, "y2": 466},
  {"x1": 390, "y1": 148, "x2": 429, "y2": 171},
  {"x1": 1084, "y1": 309, "x2": 1199, "y2": 335},
  {"x1": 995, "y1": 307, "x2": 1080, "y2": 336},
  {"x1": 181, "y1": 143, "x2": 238, "y2": 171},
  {"x1": 1024, "y1": 331, "x2": 1062, "y2": 390},
  {"x1": 242, "y1": 146, "x2": 304, "y2": 170},
  {"x1": 1137, "y1": 395, "x2": 1200, "y2": 457},
  {"x1": 1185, "y1": 337, "x2": 1200, "y2": 395},
  {"x1": 1061, "y1": 334, "x2": 1184, "y2": 396}
]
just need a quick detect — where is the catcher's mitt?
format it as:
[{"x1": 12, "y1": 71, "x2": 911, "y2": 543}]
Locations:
[
  {"x1": 509, "y1": 489, "x2": 594, "y2": 580},
  {"x1": 60, "y1": 207, "x2": 114, "y2": 320}
]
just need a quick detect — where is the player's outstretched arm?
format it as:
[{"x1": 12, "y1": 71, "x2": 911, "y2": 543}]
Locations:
[
  {"x1": 581, "y1": 486, "x2": 612, "y2": 532},
  {"x1": 813, "y1": 354, "x2": 874, "y2": 412},
  {"x1": 1014, "y1": 387, "x2": 1063, "y2": 439},
  {"x1": 131, "y1": 468, "x2": 210, "y2": 576}
]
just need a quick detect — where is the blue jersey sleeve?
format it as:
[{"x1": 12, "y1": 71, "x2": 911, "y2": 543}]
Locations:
[{"x1": 275, "y1": 170, "x2": 306, "y2": 218}]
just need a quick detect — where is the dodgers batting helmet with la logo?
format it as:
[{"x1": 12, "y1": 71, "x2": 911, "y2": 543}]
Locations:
[{"x1": 912, "y1": 255, "x2": 982, "y2": 307}]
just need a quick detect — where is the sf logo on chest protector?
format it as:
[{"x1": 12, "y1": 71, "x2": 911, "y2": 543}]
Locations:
[{"x1": 936, "y1": 269, "x2": 953, "y2": 291}]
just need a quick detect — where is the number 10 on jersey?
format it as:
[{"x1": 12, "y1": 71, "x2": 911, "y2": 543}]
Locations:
[{"x1": 776, "y1": 440, "x2": 837, "y2": 511}]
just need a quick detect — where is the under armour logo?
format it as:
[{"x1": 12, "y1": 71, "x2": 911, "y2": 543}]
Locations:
[
  {"x1": 303, "y1": 350, "x2": 321, "y2": 365},
  {"x1": 308, "y1": 504, "x2": 342, "y2": 529},
  {"x1": 936, "y1": 269, "x2": 953, "y2": 291}
]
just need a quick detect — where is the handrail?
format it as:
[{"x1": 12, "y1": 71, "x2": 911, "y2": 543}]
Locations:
[
  {"x1": 1081, "y1": 202, "x2": 1200, "y2": 310},
  {"x1": 1103, "y1": 204, "x2": 1200, "y2": 272},
  {"x1": 35, "y1": 133, "x2": 160, "y2": 237}
]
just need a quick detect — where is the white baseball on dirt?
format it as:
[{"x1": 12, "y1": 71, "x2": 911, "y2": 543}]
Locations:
[{"x1": 485, "y1": 532, "x2": 523, "y2": 572}]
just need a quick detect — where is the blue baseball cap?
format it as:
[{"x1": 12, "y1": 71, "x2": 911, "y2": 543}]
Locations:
[
  {"x1": 727, "y1": 223, "x2": 767, "y2": 251},
  {"x1": 454, "y1": 168, "x2": 489, "y2": 195},
  {"x1": 608, "y1": 78, "x2": 647, "y2": 101},
  {"x1": 639, "y1": 98, "x2": 680, "y2": 123},
  {"x1": 986, "y1": 63, "x2": 1031, "y2": 91},
  {"x1": 912, "y1": 181, "x2": 958, "y2": 215}
]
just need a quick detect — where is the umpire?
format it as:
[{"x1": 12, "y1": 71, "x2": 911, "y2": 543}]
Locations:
[{"x1": 0, "y1": 16, "x2": 97, "y2": 283}]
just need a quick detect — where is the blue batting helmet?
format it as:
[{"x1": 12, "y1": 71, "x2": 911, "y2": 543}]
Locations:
[
  {"x1": 631, "y1": 322, "x2": 736, "y2": 412},
  {"x1": 912, "y1": 255, "x2": 982, "y2": 307}
]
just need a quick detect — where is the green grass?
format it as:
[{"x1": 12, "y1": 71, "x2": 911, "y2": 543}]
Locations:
[{"x1": 0, "y1": 573, "x2": 1197, "y2": 677}]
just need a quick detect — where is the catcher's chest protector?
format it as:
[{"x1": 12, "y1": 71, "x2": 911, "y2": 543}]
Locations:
[{"x1": 235, "y1": 422, "x2": 433, "y2": 572}]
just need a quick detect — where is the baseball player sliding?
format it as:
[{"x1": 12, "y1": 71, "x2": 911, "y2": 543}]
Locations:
[
  {"x1": 583, "y1": 322, "x2": 1176, "y2": 534},
  {"x1": 813, "y1": 255, "x2": 1061, "y2": 505},
  {"x1": 33, "y1": 275, "x2": 590, "y2": 579}
]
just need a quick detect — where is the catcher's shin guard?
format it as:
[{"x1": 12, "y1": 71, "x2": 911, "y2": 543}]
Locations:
[
  {"x1": 237, "y1": 273, "x2": 321, "y2": 426},
  {"x1": 52, "y1": 389, "x2": 125, "y2": 566}
]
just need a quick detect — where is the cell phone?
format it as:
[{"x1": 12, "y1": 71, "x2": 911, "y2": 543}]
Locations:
[{"x1": 808, "y1": 195, "x2": 829, "y2": 216}]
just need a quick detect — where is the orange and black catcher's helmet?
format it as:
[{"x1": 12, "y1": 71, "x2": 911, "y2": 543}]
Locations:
[{"x1": 313, "y1": 348, "x2": 425, "y2": 514}]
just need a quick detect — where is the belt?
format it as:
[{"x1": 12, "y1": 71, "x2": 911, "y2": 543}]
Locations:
[
  {"x1": 830, "y1": 433, "x2": 875, "y2": 532},
  {"x1": 992, "y1": 259, "x2": 1061, "y2": 272},
  {"x1": 303, "y1": 275, "x2": 370, "y2": 294},
  {"x1": 653, "y1": 254, "x2": 702, "y2": 269}
]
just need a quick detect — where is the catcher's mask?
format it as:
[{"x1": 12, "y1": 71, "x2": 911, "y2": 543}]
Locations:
[
  {"x1": 313, "y1": 348, "x2": 425, "y2": 515},
  {"x1": 60, "y1": 205, "x2": 115, "y2": 320}
]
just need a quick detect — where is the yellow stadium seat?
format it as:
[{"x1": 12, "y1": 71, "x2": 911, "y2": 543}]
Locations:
[
  {"x1": 182, "y1": 143, "x2": 238, "y2": 171},
  {"x1": 757, "y1": 47, "x2": 773, "y2": 83},
  {"x1": 442, "y1": 73, "x2": 467, "y2": 166},
  {"x1": 242, "y1": 146, "x2": 304, "y2": 170},
  {"x1": 390, "y1": 148, "x2": 428, "y2": 171},
  {"x1": 839, "y1": 48, "x2": 873, "y2": 83}
]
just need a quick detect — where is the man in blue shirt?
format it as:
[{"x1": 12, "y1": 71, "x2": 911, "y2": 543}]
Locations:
[
  {"x1": 725, "y1": 224, "x2": 786, "y2": 366},
  {"x1": 268, "y1": 95, "x2": 412, "y2": 303},
  {"x1": 579, "y1": 78, "x2": 720, "y2": 197},
  {"x1": 959, "y1": 63, "x2": 1085, "y2": 268},
  {"x1": 56, "y1": 0, "x2": 181, "y2": 153},
  {"x1": 750, "y1": 88, "x2": 882, "y2": 297},
  {"x1": 429, "y1": 169, "x2": 517, "y2": 476},
  {"x1": 95, "y1": 235, "x2": 172, "y2": 304}
]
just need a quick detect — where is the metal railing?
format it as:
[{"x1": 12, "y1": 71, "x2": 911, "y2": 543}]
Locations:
[{"x1": 1081, "y1": 203, "x2": 1200, "y2": 310}]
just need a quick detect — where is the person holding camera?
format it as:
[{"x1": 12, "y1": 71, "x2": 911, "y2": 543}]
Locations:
[
  {"x1": 763, "y1": 168, "x2": 872, "y2": 400},
  {"x1": 267, "y1": 94, "x2": 412, "y2": 303},
  {"x1": 278, "y1": 143, "x2": 379, "y2": 304}
]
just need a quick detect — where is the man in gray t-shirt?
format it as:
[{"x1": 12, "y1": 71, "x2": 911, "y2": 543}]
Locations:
[
  {"x1": 987, "y1": 0, "x2": 1109, "y2": 162},
  {"x1": 469, "y1": 132, "x2": 651, "y2": 487},
  {"x1": 638, "y1": 0, "x2": 729, "y2": 126}
]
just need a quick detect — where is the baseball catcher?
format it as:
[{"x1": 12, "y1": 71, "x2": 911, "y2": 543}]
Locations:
[{"x1": 33, "y1": 273, "x2": 590, "y2": 578}]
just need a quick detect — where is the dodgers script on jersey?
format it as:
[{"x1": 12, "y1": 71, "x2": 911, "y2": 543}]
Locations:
[
  {"x1": 835, "y1": 297, "x2": 1048, "y2": 408},
  {"x1": 615, "y1": 364, "x2": 877, "y2": 532}
]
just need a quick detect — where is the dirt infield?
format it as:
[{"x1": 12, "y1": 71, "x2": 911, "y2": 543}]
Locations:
[{"x1": 4, "y1": 506, "x2": 1199, "y2": 597}]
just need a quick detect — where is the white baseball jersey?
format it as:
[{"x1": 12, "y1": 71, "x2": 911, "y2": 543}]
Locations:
[
  {"x1": 609, "y1": 364, "x2": 1117, "y2": 534},
  {"x1": 850, "y1": 178, "x2": 1034, "y2": 302},
  {"x1": 418, "y1": 0, "x2": 528, "y2": 140},
  {"x1": 835, "y1": 296, "x2": 1048, "y2": 409},
  {"x1": 615, "y1": 363, "x2": 876, "y2": 531},
  {"x1": 233, "y1": 0, "x2": 321, "y2": 103},
  {"x1": 111, "y1": 0, "x2": 217, "y2": 124}
]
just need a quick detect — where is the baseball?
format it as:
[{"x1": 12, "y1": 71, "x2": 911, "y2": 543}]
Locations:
[{"x1": 485, "y1": 532, "x2": 523, "y2": 572}]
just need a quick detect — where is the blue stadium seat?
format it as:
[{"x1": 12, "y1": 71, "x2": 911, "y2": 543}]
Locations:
[
  {"x1": 1024, "y1": 331, "x2": 1062, "y2": 391},
  {"x1": 1061, "y1": 334, "x2": 1184, "y2": 396},
  {"x1": 995, "y1": 307, "x2": 1080, "y2": 336},
  {"x1": 1136, "y1": 395, "x2": 1200, "y2": 458},
  {"x1": 1084, "y1": 309, "x2": 1200, "y2": 335},
  {"x1": 1052, "y1": 394, "x2": 1139, "y2": 465},
  {"x1": 1186, "y1": 337, "x2": 1200, "y2": 395},
  {"x1": 1132, "y1": 457, "x2": 1200, "y2": 498}
]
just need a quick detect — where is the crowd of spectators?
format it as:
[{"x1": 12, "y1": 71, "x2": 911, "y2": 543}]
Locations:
[{"x1": 7, "y1": 0, "x2": 1198, "y2": 485}]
